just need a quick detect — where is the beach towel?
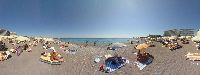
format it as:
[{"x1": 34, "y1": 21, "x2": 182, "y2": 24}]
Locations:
[
  {"x1": 134, "y1": 62, "x2": 147, "y2": 70},
  {"x1": 94, "y1": 57, "x2": 100, "y2": 63},
  {"x1": 16, "y1": 46, "x2": 22, "y2": 56},
  {"x1": 105, "y1": 57, "x2": 129, "y2": 73},
  {"x1": 135, "y1": 55, "x2": 153, "y2": 70}
]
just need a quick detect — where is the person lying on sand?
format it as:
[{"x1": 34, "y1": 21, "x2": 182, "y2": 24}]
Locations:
[
  {"x1": 137, "y1": 51, "x2": 150, "y2": 64},
  {"x1": 0, "y1": 51, "x2": 11, "y2": 61},
  {"x1": 50, "y1": 50, "x2": 64, "y2": 62},
  {"x1": 10, "y1": 47, "x2": 16, "y2": 53}
]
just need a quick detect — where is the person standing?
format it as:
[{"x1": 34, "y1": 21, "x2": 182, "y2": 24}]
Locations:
[
  {"x1": 85, "y1": 41, "x2": 88, "y2": 47},
  {"x1": 94, "y1": 41, "x2": 97, "y2": 46},
  {"x1": 197, "y1": 43, "x2": 200, "y2": 50}
]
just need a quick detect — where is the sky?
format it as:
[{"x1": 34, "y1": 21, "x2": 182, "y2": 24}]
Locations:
[{"x1": 0, "y1": 0, "x2": 200, "y2": 38}]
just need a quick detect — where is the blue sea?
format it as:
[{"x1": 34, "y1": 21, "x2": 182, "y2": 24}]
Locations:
[{"x1": 60, "y1": 38, "x2": 136, "y2": 44}]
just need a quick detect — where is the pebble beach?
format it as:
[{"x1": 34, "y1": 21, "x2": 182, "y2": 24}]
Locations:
[{"x1": 0, "y1": 39, "x2": 200, "y2": 75}]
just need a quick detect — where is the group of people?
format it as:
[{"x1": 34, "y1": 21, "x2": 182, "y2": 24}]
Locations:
[
  {"x1": 40, "y1": 50, "x2": 64, "y2": 63},
  {"x1": 195, "y1": 42, "x2": 200, "y2": 50},
  {"x1": 40, "y1": 41, "x2": 66, "y2": 64},
  {"x1": 0, "y1": 40, "x2": 33, "y2": 61},
  {"x1": 160, "y1": 39, "x2": 182, "y2": 51},
  {"x1": 0, "y1": 51, "x2": 11, "y2": 61},
  {"x1": 136, "y1": 50, "x2": 154, "y2": 65},
  {"x1": 180, "y1": 38, "x2": 189, "y2": 44},
  {"x1": 9, "y1": 44, "x2": 33, "y2": 56},
  {"x1": 0, "y1": 41, "x2": 7, "y2": 51}
]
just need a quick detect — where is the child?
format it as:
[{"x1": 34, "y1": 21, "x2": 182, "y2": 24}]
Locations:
[{"x1": 99, "y1": 64, "x2": 105, "y2": 72}]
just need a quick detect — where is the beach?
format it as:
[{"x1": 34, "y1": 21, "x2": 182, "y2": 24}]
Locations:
[
  {"x1": 0, "y1": 39, "x2": 200, "y2": 75},
  {"x1": 1, "y1": 0, "x2": 199, "y2": 75}
]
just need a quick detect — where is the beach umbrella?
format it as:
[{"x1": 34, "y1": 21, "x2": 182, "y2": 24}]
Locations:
[
  {"x1": 43, "y1": 38, "x2": 54, "y2": 42},
  {"x1": 169, "y1": 36, "x2": 177, "y2": 40},
  {"x1": 192, "y1": 36, "x2": 200, "y2": 42},
  {"x1": 135, "y1": 43, "x2": 149, "y2": 50},
  {"x1": 0, "y1": 36, "x2": 15, "y2": 40},
  {"x1": 35, "y1": 37, "x2": 43, "y2": 40},
  {"x1": 192, "y1": 29, "x2": 200, "y2": 42},
  {"x1": 16, "y1": 36, "x2": 30, "y2": 42},
  {"x1": 186, "y1": 36, "x2": 192, "y2": 39}
]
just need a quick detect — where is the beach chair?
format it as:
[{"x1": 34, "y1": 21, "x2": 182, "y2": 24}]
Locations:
[{"x1": 186, "y1": 52, "x2": 200, "y2": 61}]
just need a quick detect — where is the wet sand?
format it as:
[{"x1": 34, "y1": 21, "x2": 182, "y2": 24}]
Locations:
[{"x1": 0, "y1": 40, "x2": 200, "y2": 75}]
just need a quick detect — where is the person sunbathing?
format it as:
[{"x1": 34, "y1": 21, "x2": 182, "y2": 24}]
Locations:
[
  {"x1": 23, "y1": 44, "x2": 29, "y2": 50},
  {"x1": 50, "y1": 51, "x2": 64, "y2": 62},
  {"x1": 137, "y1": 51, "x2": 149, "y2": 64},
  {"x1": 0, "y1": 51, "x2": 11, "y2": 61},
  {"x1": 10, "y1": 47, "x2": 16, "y2": 53}
]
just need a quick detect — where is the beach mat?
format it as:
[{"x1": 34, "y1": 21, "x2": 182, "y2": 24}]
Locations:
[{"x1": 134, "y1": 62, "x2": 147, "y2": 70}]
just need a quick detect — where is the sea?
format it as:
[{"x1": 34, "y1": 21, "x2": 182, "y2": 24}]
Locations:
[{"x1": 59, "y1": 38, "x2": 137, "y2": 44}]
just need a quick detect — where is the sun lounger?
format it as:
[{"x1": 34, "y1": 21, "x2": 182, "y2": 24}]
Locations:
[{"x1": 186, "y1": 53, "x2": 200, "y2": 61}]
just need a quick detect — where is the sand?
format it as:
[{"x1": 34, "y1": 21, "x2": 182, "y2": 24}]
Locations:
[{"x1": 0, "y1": 40, "x2": 200, "y2": 75}]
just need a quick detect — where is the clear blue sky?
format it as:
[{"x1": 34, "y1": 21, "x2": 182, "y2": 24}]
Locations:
[{"x1": 0, "y1": 0, "x2": 200, "y2": 38}]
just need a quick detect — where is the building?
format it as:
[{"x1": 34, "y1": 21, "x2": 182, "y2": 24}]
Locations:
[
  {"x1": 0, "y1": 29, "x2": 10, "y2": 36},
  {"x1": 179, "y1": 29, "x2": 194, "y2": 36},
  {"x1": 164, "y1": 29, "x2": 194, "y2": 37},
  {"x1": 163, "y1": 29, "x2": 180, "y2": 36}
]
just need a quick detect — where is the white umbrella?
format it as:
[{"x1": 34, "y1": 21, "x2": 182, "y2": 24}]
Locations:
[
  {"x1": 169, "y1": 36, "x2": 177, "y2": 40},
  {"x1": 43, "y1": 38, "x2": 54, "y2": 42},
  {"x1": 35, "y1": 37, "x2": 43, "y2": 40},
  {"x1": 16, "y1": 36, "x2": 30, "y2": 42},
  {"x1": 192, "y1": 29, "x2": 200, "y2": 42},
  {"x1": 192, "y1": 36, "x2": 200, "y2": 42}
]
